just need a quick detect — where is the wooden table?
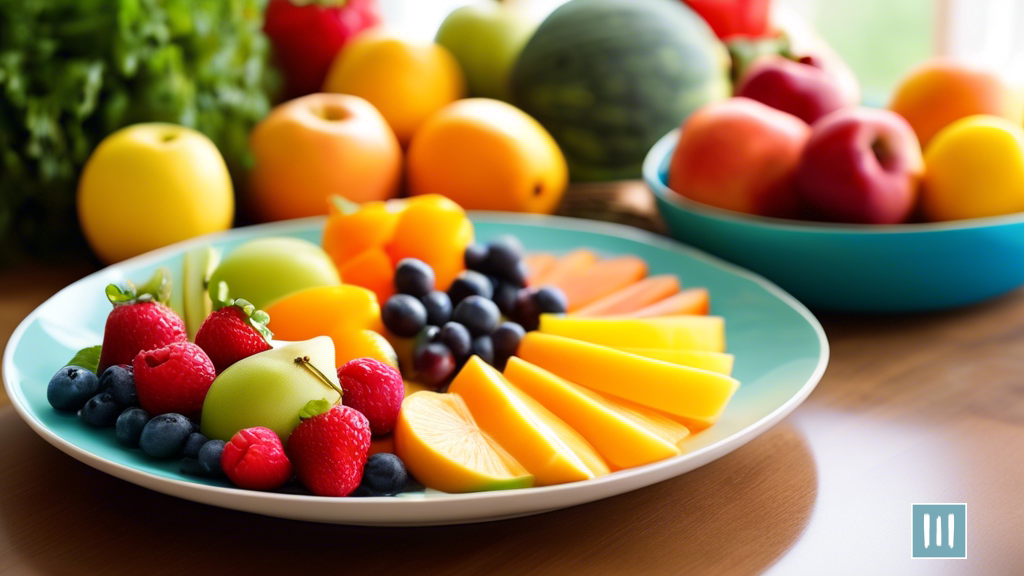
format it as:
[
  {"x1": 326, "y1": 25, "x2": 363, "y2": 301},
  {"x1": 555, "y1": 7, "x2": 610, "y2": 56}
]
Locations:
[{"x1": 2, "y1": 184, "x2": 1022, "y2": 575}]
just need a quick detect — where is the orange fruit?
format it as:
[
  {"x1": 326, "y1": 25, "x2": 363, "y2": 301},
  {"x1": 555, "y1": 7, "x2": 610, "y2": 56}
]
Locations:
[
  {"x1": 386, "y1": 195, "x2": 473, "y2": 291},
  {"x1": 332, "y1": 328, "x2": 399, "y2": 369},
  {"x1": 339, "y1": 247, "x2": 396, "y2": 306},
  {"x1": 322, "y1": 197, "x2": 407, "y2": 267},
  {"x1": 265, "y1": 285, "x2": 382, "y2": 339}
]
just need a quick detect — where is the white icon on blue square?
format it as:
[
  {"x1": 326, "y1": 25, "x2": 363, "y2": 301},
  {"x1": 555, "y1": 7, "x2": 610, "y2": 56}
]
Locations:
[{"x1": 913, "y1": 503, "x2": 966, "y2": 559}]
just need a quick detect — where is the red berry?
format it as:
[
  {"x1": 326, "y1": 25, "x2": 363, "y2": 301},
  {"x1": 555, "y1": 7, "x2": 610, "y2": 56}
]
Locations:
[
  {"x1": 287, "y1": 405, "x2": 371, "y2": 497},
  {"x1": 99, "y1": 302, "x2": 187, "y2": 374},
  {"x1": 133, "y1": 342, "x2": 216, "y2": 418},
  {"x1": 337, "y1": 358, "x2": 404, "y2": 436},
  {"x1": 221, "y1": 427, "x2": 293, "y2": 491},
  {"x1": 195, "y1": 306, "x2": 272, "y2": 373}
]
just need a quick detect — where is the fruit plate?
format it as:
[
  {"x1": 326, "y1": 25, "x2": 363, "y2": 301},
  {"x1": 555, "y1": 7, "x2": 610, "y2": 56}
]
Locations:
[
  {"x1": 645, "y1": 129, "x2": 1024, "y2": 313},
  {"x1": 3, "y1": 214, "x2": 828, "y2": 526}
]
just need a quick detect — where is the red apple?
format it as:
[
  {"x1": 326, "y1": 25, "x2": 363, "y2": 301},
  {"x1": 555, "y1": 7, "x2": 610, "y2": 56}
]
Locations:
[
  {"x1": 736, "y1": 55, "x2": 858, "y2": 125},
  {"x1": 795, "y1": 107, "x2": 924, "y2": 224},
  {"x1": 668, "y1": 98, "x2": 811, "y2": 218}
]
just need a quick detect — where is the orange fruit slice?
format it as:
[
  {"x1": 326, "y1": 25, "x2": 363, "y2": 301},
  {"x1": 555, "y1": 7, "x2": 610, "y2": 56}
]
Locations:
[{"x1": 539, "y1": 314, "x2": 726, "y2": 352}]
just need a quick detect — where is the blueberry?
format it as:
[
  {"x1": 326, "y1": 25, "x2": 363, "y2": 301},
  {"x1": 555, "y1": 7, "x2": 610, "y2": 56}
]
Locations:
[
  {"x1": 382, "y1": 294, "x2": 428, "y2": 337},
  {"x1": 413, "y1": 342, "x2": 456, "y2": 387},
  {"x1": 394, "y1": 258, "x2": 435, "y2": 297},
  {"x1": 414, "y1": 325, "x2": 441, "y2": 350},
  {"x1": 464, "y1": 244, "x2": 489, "y2": 271},
  {"x1": 115, "y1": 407, "x2": 151, "y2": 447},
  {"x1": 533, "y1": 286, "x2": 568, "y2": 314},
  {"x1": 354, "y1": 453, "x2": 409, "y2": 496},
  {"x1": 139, "y1": 413, "x2": 194, "y2": 459},
  {"x1": 448, "y1": 270, "x2": 494, "y2": 305},
  {"x1": 492, "y1": 322, "x2": 525, "y2": 369},
  {"x1": 439, "y1": 322, "x2": 472, "y2": 362},
  {"x1": 47, "y1": 365, "x2": 100, "y2": 412},
  {"x1": 182, "y1": 432, "x2": 209, "y2": 459},
  {"x1": 198, "y1": 439, "x2": 226, "y2": 476},
  {"x1": 511, "y1": 288, "x2": 542, "y2": 331},
  {"x1": 471, "y1": 335, "x2": 494, "y2": 366},
  {"x1": 80, "y1": 393, "x2": 121, "y2": 427},
  {"x1": 454, "y1": 295, "x2": 500, "y2": 336},
  {"x1": 420, "y1": 290, "x2": 452, "y2": 326},
  {"x1": 484, "y1": 237, "x2": 527, "y2": 286},
  {"x1": 99, "y1": 364, "x2": 137, "y2": 407},
  {"x1": 492, "y1": 281, "x2": 518, "y2": 316}
]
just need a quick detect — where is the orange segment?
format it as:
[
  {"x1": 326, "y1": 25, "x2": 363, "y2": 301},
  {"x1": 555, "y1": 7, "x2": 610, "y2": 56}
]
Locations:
[
  {"x1": 518, "y1": 333, "x2": 740, "y2": 427},
  {"x1": 394, "y1": 391, "x2": 534, "y2": 493},
  {"x1": 539, "y1": 314, "x2": 726, "y2": 352},
  {"x1": 533, "y1": 249, "x2": 597, "y2": 286},
  {"x1": 627, "y1": 288, "x2": 711, "y2": 317},
  {"x1": 448, "y1": 357, "x2": 609, "y2": 485},
  {"x1": 385, "y1": 195, "x2": 472, "y2": 291},
  {"x1": 265, "y1": 285, "x2": 383, "y2": 338},
  {"x1": 614, "y1": 348, "x2": 734, "y2": 375},
  {"x1": 340, "y1": 247, "x2": 395, "y2": 306},
  {"x1": 555, "y1": 256, "x2": 648, "y2": 311},
  {"x1": 503, "y1": 358, "x2": 684, "y2": 470},
  {"x1": 525, "y1": 253, "x2": 556, "y2": 285},
  {"x1": 573, "y1": 275, "x2": 680, "y2": 317},
  {"x1": 322, "y1": 198, "x2": 407, "y2": 267}
]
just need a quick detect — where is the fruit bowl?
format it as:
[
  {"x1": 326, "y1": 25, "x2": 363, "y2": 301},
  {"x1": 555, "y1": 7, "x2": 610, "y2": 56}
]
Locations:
[
  {"x1": 3, "y1": 214, "x2": 826, "y2": 525},
  {"x1": 645, "y1": 129, "x2": 1024, "y2": 312}
]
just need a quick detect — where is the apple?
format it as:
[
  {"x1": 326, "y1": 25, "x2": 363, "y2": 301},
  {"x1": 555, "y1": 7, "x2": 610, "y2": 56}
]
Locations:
[
  {"x1": 736, "y1": 55, "x2": 858, "y2": 125},
  {"x1": 668, "y1": 98, "x2": 811, "y2": 218},
  {"x1": 248, "y1": 93, "x2": 402, "y2": 221},
  {"x1": 200, "y1": 337, "x2": 343, "y2": 442},
  {"x1": 207, "y1": 237, "x2": 341, "y2": 311},
  {"x1": 795, "y1": 107, "x2": 924, "y2": 224},
  {"x1": 77, "y1": 123, "x2": 233, "y2": 264},
  {"x1": 435, "y1": 1, "x2": 538, "y2": 101}
]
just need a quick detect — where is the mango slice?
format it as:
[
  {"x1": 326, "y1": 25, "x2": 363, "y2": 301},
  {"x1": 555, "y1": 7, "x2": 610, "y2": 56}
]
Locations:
[
  {"x1": 394, "y1": 391, "x2": 534, "y2": 493},
  {"x1": 449, "y1": 357, "x2": 609, "y2": 485},
  {"x1": 539, "y1": 314, "x2": 725, "y2": 352},
  {"x1": 503, "y1": 358, "x2": 687, "y2": 470},
  {"x1": 573, "y1": 275, "x2": 680, "y2": 317},
  {"x1": 518, "y1": 333, "x2": 740, "y2": 427},
  {"x1": 614, "y1": 347, "x2": 734, "y2": 375}
]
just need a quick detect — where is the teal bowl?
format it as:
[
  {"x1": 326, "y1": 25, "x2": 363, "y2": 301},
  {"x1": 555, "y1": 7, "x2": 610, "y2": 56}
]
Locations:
[{"x1": 644, "y1": 129, "x2": 1024, "y2": 312}]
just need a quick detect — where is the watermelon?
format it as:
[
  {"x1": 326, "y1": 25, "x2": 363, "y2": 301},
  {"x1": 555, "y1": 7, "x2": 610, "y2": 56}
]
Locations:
[{"x1": 510, "y1": 0, "x2": 730, "y2": 181}]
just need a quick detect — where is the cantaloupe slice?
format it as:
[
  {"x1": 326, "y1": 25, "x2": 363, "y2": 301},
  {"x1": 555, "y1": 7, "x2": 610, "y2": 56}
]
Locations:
[
  {"x1": 556, "y1": 256, "x2": 648, "y2": 311},
  {"x1": 615, "y1": 347, "x2": 734, "y2": 375},
  {"x1": 518, "y1": 333, "x2": 739, "y2": 427},
  {"x1": 503, "y1": 358, "x2": 686, "y2": 470},
  {"x1": 448, "y1": 357, "x2": 609, "y2": 485},
  {"x1": 539, "y1": 314, "x2": 725, "y2": 352},
  {"x1": 573, "y1": 275, "x2": 680, "y2": 317},
  {"x1": 627, "y1": 288, "x2": 710, "y2": 317},
  {"x1": 532, "y1": 249, "x2": 597, "y2": 287},
  {"x1": 394, "y1": 391, "x2": 534, "y2": 493},
  {"x1": 525, "y1": 253, "x2": 556, "y2": 285}
]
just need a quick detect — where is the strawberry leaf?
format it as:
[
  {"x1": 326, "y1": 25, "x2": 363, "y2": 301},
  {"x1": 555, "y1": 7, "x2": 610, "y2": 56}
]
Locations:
[
  {"x1": 105, "y1": 268, "x2": 172, "y2": 306},
  {"x1": 299, "y1": 398, "x2": 333, "y2": 420},
  {"x1": 66, "y1": 345, "x2": 102, "y2": 374}
]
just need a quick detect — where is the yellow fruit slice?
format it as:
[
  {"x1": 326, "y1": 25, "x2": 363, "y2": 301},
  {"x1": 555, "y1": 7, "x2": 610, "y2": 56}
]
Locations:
[
  {"x1": 394, "y1": 391, "x2": 534, "y2": 493},
  {"x1": 540, "y1": 314, "x2": 725, "y2": 352},
  {"x1": 503, "y1": 358, "x2": 685, "y2": 470},
  {"x1": 449, "y1": 357, "x2": 609, "y2": 485},
  {"x1": 614, "y1": 347, "x2": 734, "y2": 375},
  {"x1": 333, "y1": 329, "x2": 399, "y2": 369},
  {"x1": 518, "y1": 333, "x2": 740, "y2": 427}
]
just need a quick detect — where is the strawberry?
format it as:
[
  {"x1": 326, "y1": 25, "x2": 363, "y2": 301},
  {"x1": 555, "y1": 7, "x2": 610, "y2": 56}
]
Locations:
[
  {"x1": 287, "y1": 399, "x2": 371, "y2": 497},
  {"x1": 194, "y1": 291, "x2": 273, "y2": 373},
  {"x1": 133, "y1": 341, "x2": 217, "y2": 418},
  {"x1": 98, "y1": 268, "x2": 187, "y2": 374},
  {"x1": 263, "y1": 0, "x2": 382, "y2": 98},
  {"x1": 337, "y1": 358, "x2": 403, "y2": 436},
  {"x1": 221, "y1": 427, "x2": 293, "y2": 491}
]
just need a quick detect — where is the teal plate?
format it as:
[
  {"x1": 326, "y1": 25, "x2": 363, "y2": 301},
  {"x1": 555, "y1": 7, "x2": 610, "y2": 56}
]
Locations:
[{"x1": 3, "y1": 214, "x2": 828, "y2": 526}]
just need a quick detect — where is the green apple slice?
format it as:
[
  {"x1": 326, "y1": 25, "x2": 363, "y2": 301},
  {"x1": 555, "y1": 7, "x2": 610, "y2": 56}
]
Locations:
[{"x1": 183, "y1": 245, "x2": 220, "y2": 341}]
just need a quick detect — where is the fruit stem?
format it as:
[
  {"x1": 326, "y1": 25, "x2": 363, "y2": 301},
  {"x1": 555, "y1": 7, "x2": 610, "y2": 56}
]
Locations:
[{"x1": 294, "y1": 356, "x2": 343, "y2": 403}]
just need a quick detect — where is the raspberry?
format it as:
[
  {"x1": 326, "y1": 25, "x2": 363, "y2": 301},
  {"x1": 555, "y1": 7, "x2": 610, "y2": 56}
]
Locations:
[
  {"x1": 337, "y1": 358, "x2": 404, "y2": 436},
  {"x1": 221, "y1": 427, "x2": 293, "y2": 491},
  {"x1": 133, "y1": 341, "x2": 216, "y2": 418},
  {"x1": 287, "y1": 403, "x2": 371, "y2": 497}
]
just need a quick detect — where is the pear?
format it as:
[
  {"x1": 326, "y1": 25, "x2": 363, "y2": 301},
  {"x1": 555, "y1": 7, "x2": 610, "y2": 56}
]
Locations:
[{"x1": 200, "y1": 336, "x2": 343, "y2": 442}]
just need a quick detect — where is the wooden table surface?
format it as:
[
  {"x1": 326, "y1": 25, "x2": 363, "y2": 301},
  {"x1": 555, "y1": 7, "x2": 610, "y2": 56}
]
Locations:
[{"x1": 2, "y1": 184, "x2": 1022, "y2": 575}]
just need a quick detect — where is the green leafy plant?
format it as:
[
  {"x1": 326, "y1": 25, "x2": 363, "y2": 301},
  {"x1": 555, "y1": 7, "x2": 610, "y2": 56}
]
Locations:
[{"x1": 0, "y1": 0, "x2": 274, "y2": 261}]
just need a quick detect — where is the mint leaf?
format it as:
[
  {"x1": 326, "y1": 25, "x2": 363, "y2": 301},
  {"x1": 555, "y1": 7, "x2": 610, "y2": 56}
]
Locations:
[
  {"x1": 66, "y1": 345, "x2": 102, "y2": 374},
  {"x1": 299, "y1": 398, "x2": 333, "y2": 420}
]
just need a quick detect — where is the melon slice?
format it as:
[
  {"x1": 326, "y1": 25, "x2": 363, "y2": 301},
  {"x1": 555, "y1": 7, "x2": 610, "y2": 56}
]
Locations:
[
  {"x1": 615, "y1": 347, "x2": 734, "y2": 375},
  {"x1": 448, "y1": 357, "x2": 609, "y2": 485},
  {"x1": 539, "y1": 314, "x2": 725, "y2": 352},
  {"x1": 573, "y1": 275, "x2": 680, "y2": 317},
  {"x1": 518, "y1": 333, "x2": 739, "y2": 427},
  {"x1": 556, "y1": 256, "x2": 648, "y2": 311},
  {"x1": 525, "y1": 253, "x2": 556, "y2": 285},
  {"x1": 627, "y1": 288, "x2": 710, "y2": 317},
  {"x1": 394, "y1": 391, "x2": 534, "y2": 493},
  {"x1": 533, "y1": 249, "x2": 597, "y2": 286},
  {"x1": 503, "y1": 358, "x2": 686, "y2": 470}
]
